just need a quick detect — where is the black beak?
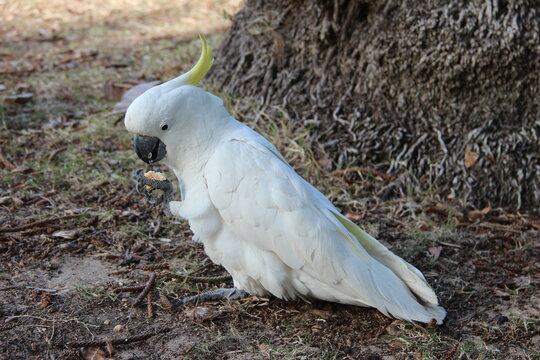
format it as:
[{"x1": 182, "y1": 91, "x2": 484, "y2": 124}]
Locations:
[{"x1": 132, "y1": 135, "x2": 167, "y2": 164}]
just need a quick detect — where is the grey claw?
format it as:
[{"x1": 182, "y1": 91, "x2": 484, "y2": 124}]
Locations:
[
  {"x1": 133, "y1": 168, "x2": 174, "y2": 207},
  {"x1": 174, "y1": 288, "x2": 249, "y2": 307}
]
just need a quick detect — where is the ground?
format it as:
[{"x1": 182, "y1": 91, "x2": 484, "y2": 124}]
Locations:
[{"x1": 0, "y1": 1, "x2": 538, "y2": 359}]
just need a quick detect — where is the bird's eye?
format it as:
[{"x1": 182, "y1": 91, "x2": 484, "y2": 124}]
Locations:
[{"x1": 161, "y1": 124, "x2": 169, "y2": 131}]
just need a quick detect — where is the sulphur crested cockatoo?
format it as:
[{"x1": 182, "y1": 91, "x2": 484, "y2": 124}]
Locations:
[{"x1": 125, "y1": 34, "x2": 446, "y2": 324}]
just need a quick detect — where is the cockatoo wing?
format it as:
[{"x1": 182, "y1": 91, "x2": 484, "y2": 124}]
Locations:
[{"x1": 203, "y1": 129, "x2": 445, "y2": 323}]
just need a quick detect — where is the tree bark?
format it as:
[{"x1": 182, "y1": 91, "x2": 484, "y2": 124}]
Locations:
[{"x1": 209, "y1": 0, "x2": 540, "y2": 211}]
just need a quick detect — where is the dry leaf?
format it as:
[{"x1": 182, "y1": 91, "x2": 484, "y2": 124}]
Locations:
[
  {"x1": 345, "y1": 212, "x2": 365, "y2": 221},
  {"x1": 464, "y1": 146, "x2": 479, "y2": 168},
  {"x1": 308, "y1": 308, "x2": 334, "y2": 319},
  {"x1": 103, "y1": 80, "x2": 132, "y2": 101},
  {"x1": 52, "y1": 230, "x2": 78, "y2": 239},
  {"x1": 468, "y1": 207, "x2": 490, "y2": 220},
  {"x1": 183, "y1": 306, "x2": 219, "y2": 322},
  {"x1": 112, "y1": 81, "x2": 160, "y2": 113},
  {"x1": 11, "y1": 197, "x2": 24, "y2": 206},
  {"x1": 82, "y1": 347, "x2": 108, "y2": 360},
  {"x1": 39, "y1": 293, "x2": 51, "y2": 309},
  {"x1": 385, "y1": 320, "x2": 403, "y2": 335},
  {"x1": 318, "y1": 157, "x2": 333, "y2": 171},
  {"x1": 428, "y1": 246, "x2": 442, "y2": 260}
]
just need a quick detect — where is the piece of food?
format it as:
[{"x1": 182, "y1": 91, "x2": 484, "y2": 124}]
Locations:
[{"x1": 144, "y1": 170, "x2": 166, "y2": 191}]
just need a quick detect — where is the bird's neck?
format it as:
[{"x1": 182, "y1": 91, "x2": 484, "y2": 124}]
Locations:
[{"x1": 166, "y1": 115, "x2": 240, "y2": 188}]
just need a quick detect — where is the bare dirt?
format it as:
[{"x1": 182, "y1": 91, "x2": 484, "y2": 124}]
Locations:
[{"x1": 1, "y1": 1, "x2": 538, "y2": 359}]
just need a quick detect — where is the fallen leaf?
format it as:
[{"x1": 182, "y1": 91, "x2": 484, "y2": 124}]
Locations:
[
  {"x1": 52, "y1": 230, "x2": 78, "y2": 239},
  {"x1": 308, "y1": 308, "x2": 334, "y2": 319},
  {"x1": 39, "y1": 293, "x2": 51, "y2": 309},
  {"x1": 112, "y1": 81, "x2": 160, "y2": 113},
  {"x1": 120, "y1": 210, "x2": 141, "y2": 217},
  {"x1": 345, "y1": 212, "x2": 365, "y2": 221},
  {"x1": 0, "y1": 196, "x2": 11, "y2": 205},
  {"x1": 468, "y1": 207, "x2": 490, "y2": 220},
  {"x1": 103, "y1": 80, "x2": 132, "y2": 101},
  {"x1": 464, "y1": 146, "x2": 479, "y2": 168},
  {"x1": 318, "y1": 157, "x2": 333, "y2": 171},
  {"x1": 385, "y1": 320, "x2": 403, "y2": 335},
  {"x1": 183, "y1": 306, "x2": 219, "y2": 322},
  {"x1": 428, "y1": 246, "x2": 442, "y2": 260},
  {"x1": 0, "y1": 151, "x2": 16, "y2": 169},
  {"x1": 82, "y1": 347, "x2": 108, "y2": 360},
  {"x1": 11, "y1": 197, "x2": 24, "y2": 206}
]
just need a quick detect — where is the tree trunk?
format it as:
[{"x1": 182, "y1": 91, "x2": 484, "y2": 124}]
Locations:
[{"x1": 209, "y1": 0, "x2": 540, "y2": 211}]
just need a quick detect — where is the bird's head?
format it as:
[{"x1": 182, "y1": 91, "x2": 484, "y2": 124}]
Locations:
[{"x1": 124, "y1": 34, "x2": 225, "y2": 166}]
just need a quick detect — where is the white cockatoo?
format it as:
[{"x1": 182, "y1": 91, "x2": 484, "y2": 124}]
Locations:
[{"x1": 125, "y1": 34, "x2": 446, "y2": 324}]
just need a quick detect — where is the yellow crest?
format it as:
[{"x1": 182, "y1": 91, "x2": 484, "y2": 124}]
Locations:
[{"x1": 185, "y1": 33, "x2": 214, "y2": 86}]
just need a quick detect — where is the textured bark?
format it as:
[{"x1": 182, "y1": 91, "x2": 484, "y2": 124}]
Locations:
[{"x1": 209, "y1": 0, "x2": 540, "y2": 211}]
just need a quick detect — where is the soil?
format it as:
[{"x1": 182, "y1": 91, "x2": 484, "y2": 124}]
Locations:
[{"x1": 1, "y1": 212, "x2": 538, "y2": 359}]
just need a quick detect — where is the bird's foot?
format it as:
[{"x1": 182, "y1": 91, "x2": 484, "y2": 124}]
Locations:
[
  {"x1": 173, "y1": 288, "x2": 249, "y2": 307},
  {"x1": 133, "y1": 169, "x2": 175, "y2": 211}
]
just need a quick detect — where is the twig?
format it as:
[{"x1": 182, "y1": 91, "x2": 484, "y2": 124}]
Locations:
[
  {"x1": 133, "y1": 273, "x2": 157, "y2": 306},
  {"x1": 15, "y1": 226, "x2": 58, "y2": 237},
  {"x1": 0, "y1": 286, "x2": 20, "y2": 292},
  {"x1": 48, "y1": 146, "x2": 68, "y2": 161},
  {"x1": 0, "y1": 151, "x2": 16, "y2": 169},
  {"x1": 0, "y1": 67, "x2": 35, "y2": 75},
  {"x1": 143, "y1": 263, "x2": 170, "y2": 271},
  {"x1": 0, "y1": 324, "x2": 20, "y2": 332},
  {"x1": 330, "y1": 167, "x2": 396, "y2": 183},
  {"x1": 105, "y1": 337, "x2": 114, "y2": 356},
  {"x1": 147, "y1": 293, "x2": 153, "y2": 318},
  {"x1": 113, "y1": 285, "x2": 145, "y2": 293},
  {"x1": 0, "y1": 286, "x2": 58, "y2": 293},
  {"x1": 60, "y1": 327, "x2": 171, "y2": 348},
  {"x1": 437, "y1": 241, "x2": 462, "y2": 248},
  {"x1": 108, "y1": 269, "x2": 131, "y2": 275},
  {"x1": 187, "y1": 262, "x2": 213, "y2": 275},
  {"x1": 0, "y1": 214, "x2": 81, "y2": 233}
]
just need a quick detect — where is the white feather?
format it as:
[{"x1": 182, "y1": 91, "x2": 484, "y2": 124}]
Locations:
[{"x1": 199, "y1": 126, "x2": 445, "y2": 324}]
